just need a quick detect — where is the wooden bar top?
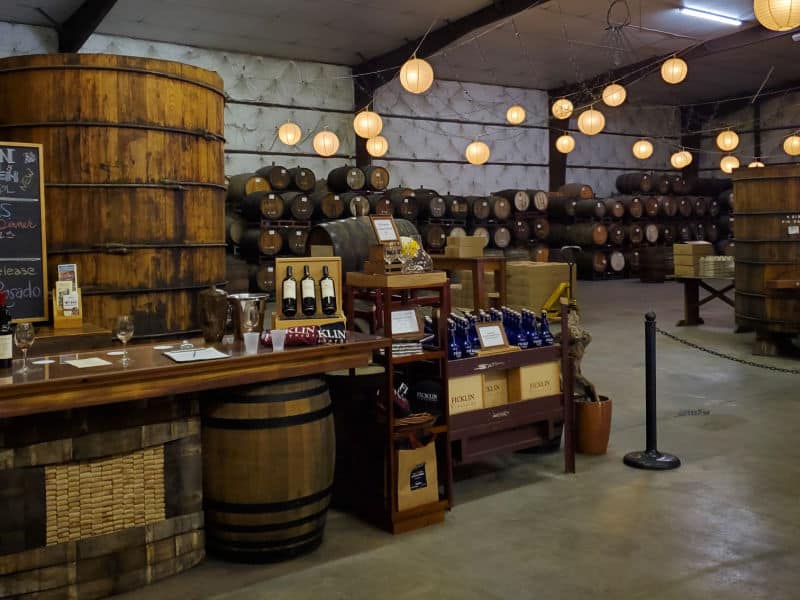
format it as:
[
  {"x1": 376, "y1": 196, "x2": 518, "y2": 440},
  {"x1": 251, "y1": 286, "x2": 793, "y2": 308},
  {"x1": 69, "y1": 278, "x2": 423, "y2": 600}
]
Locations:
[{"x1": 0, "y1": 332, "x2": 388, "y2": 418}]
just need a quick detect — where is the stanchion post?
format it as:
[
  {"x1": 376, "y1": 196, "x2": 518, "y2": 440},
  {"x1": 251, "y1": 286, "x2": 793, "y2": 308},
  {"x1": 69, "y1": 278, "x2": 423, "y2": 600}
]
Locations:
[{"x1": 623, "y1": 312, "x2": 681, "y2": 470}]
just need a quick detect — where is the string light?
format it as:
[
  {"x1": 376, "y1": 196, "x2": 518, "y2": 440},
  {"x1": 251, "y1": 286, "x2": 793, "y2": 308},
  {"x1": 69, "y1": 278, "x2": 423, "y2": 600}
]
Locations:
[
  {"x1": 748, "y1": 160, "x2": 766, "y2": 168},
  {"x1": 313, "y1": 130, "x2": 340, "y2": 157},
  {"x1": 577, "y1": 107, "x2": 605, "y2": 136},
  {"x1": 556, "y1": 134, "x2": 576, "y2": 154},
  {"x1": 353, "y1": 110, "x2": 383, "y2": 138},
  {"x1": 602, "y1": 83, "x2": 627, "y2": 107},
  {"x1": 661, "y1": 57, "x2": 688, "y2": 84},
  {"x1": 784, "y1": 134, "x2": 800, "y2": 156},
  {"x1": 506, "y1": 105, "x2": 526, "y2": 124},
  {"x1": 671, "y1": 150, "x2": 693, "y2": 169},
  {"x1": 720, "y1": 155, "x2": 740, "y2": 173},
  {"x1": 716, "y1": 130, "x2": 739, "y2": 152},
  {"x1": 465, "y1": 140, "x2": 490, "y2": 165},
  {"x1": 753, "y1": 0, "x2": 800, "y2": 31},
  {"x1": 551, "y1": 98, "x2": 574, "y2": 120},
  {"x1": 399, "y1": 57, "x2": 434, "y2": 94},
  {"x1": 277, "y1": 122, "x2": 302, "y2": 146},
  {"x1": 366, "y1": 136, "x2": 389, "y2": 157},
  {"x1": 632, "y1": 139, "x2": 654, "y2": 159}
]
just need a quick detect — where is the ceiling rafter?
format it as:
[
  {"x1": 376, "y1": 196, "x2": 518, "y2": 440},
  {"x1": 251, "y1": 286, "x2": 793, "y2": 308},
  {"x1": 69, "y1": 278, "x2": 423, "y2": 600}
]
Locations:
[{"x1": 58, "y1": 0, "x2": 118, "y2": 53}]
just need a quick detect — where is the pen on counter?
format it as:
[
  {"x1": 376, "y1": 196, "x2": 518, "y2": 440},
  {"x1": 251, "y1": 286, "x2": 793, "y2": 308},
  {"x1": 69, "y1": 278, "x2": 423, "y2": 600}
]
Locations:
[{"x1": 192, "y1": 351, "x2": 196, "y2": 359}]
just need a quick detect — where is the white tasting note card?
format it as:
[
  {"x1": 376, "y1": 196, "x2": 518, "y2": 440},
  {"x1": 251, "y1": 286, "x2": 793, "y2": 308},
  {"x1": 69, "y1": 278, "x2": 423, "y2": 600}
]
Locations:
[
  {"x1": 164, "y1": 348, "x2": 230, "y2": 363},
  {"x1": 373, "y1": 218, "x2": 398, "y2": 242},
  {"x1": 64, "y1": 357, "x2": 113, "y2": 369},
  {"x1": 478, "y1": 325, "x2": 505, "y2": 348},
  {"x1": 391, "y1": 309, "x2": 420, "y2": 335}
]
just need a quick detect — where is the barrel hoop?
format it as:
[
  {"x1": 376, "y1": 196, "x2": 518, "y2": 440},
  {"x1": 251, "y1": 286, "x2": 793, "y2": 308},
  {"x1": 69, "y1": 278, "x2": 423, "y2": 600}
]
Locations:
[
  {"x1": 735, "y1": 312, "x2": 800, "y2": 326},
  {"x1": 202, "y1": 404, "x2": 332, "y2": 430},
  {"x1": 78, "y1": 281, "x2": 227, "y2": 295},
  {"x1": 733, "y1": 210, "x2": 800, "y2": 215},
  {"x1": 0, "y1": 63, "x2": 225, "y2": 97},
  {"x1": 206, "y1": 534, "x2": 324, "y2": 563},
  {"x1": 49, "y1": 243, "x2": 226, "y2": 254},
  {"x1": 206, "y1": 526, "x2": 324, "y2": 550},
  {"x1": 205, "y1": 485, "x2": 332, "y2": 513},
  {"x1": 0, "y1": 121, "x2": 226, "y2": 142},
  {"x1": 733, "y1": 239, "x2": 800, "y2": 244},
  {"x1": 735, "y1": 259, "x2": 800, "y2": 265},
  {"x1": 45, "y1": 181, "x2": 227, "y2": 191},
  {"x1": 206, "y1": 508, "x2": 328, "y2": 533},
  {"x1": 223, "y1": 383, "x2": 329, "y2": 404}
]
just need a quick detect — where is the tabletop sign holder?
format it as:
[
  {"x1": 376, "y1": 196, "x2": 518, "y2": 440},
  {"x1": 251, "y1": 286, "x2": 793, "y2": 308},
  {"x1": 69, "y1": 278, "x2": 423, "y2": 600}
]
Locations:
[
  {"x1": 52, "y1": 263, "x2": 83, "y2": 329},
  {"x1": 475, "y1": 321, "x2": 517, "y2": 357},
  {"x1": 364, "y1": 216, "x2": 403, "y2": 275}
]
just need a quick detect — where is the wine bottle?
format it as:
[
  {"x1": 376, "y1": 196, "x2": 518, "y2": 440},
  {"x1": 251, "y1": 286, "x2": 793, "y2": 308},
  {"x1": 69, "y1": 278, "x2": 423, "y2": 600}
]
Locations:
[
  {"x1": 447, "y1": 319, "x2": 463, "y2": 360},
  {"x1": 282, "y1": 266, "x2": 297, "y2": 317},
  {"x1": 0, "y1": 291, "x2": 12, "y2": 370},
  {"x1": 301, "y1": 265, "x2": 317, "y2": 316},
  {"x1": 319, "y1": 265, "x2": 337, "y2": 315},
  {"x1": 539, "y1": 310, "x2": 555, "y2": 346}
]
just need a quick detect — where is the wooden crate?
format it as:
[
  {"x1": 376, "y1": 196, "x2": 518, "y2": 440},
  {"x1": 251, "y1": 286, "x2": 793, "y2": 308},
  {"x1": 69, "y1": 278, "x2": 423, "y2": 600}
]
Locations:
[{"x1": 274, "y1": 256, "x2": 344, "y2": 327}]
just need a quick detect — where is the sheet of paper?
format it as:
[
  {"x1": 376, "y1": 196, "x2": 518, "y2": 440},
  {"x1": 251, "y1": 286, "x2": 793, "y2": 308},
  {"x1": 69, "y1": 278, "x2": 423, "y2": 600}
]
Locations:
[
  {"x1": 479, "y1": 325, "x2": 505, "y2": 348},
  {"x1": 391, "y1": 309, "x2": 419, "y2": 335},
  {"x1": 64, "y1": 357, "x2": 113, "y2": 368},
  {"x1": 163, "y1": 348, "x2": 230, "y2": 363}
]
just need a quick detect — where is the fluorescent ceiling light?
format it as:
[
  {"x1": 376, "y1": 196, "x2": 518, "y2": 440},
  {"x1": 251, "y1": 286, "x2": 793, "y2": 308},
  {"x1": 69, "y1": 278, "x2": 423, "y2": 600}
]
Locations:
[{"x1": 679, "y1": 7, "x2": 742, "y2": 26}]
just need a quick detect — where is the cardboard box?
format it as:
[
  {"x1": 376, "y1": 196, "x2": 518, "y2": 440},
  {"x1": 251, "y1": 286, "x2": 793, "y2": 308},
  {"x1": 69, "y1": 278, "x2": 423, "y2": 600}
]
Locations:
[
  {"x1": 674, "y1": 265, "x2": 699, "y2": 278},
  {"x1": 482, "y1": 371, "x2": 508, "y2": 408},
  {"x1": 505, "y1": 261, "x2": 576, "y2": 312},
  {"x1": 445, "y1": 236, "x2": 485, "y2": 258},
  {"x1": 449, "y1": 374, "x2": 483, "y2": 415},
  {"x1": 507, "y1": 361, "x2": 561, "y2": 403},
  {"x1": 673, "y1": 242, "x2": 713, "y2": 256}
]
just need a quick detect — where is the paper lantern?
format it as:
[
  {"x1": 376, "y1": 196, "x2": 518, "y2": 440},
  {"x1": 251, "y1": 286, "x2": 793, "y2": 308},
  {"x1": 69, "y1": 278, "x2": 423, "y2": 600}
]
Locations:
[
  {"x1": 278, "y1": 122, "x2": 302, "y2": 146},
  {"x1": 399, "y1": 57, "x2": 434, "y2": 94},
  {"x1": 754, "y1": 0, "x2": 800, "y2": 31},
  {"x1": 506, "y1": 105, "x2": 526, "y2": 125},
  {"x1": 366, "y1": 135, "x2": 389, "y2": 158},
  {"x1": 670, "y1": 150, "x2": 692, "y2": 169},
  {"x1": 465, "y1": 141, "x2": 490, "y2": 165},
  {"x1": 555, "y1": 134, "x2": 576, "y2": 154},
  {"x1": 720, "y1": 155, "x2": 740, "y2": 174},
  {"x1": 313, "y1": 130, "x2": 339, "y2": 157},
  {"x1": 748, "y1": 161, "x2": 766, "y2": 168},
  {"x1": 602, "y1": 83, "x2": 627, "y2": 107},
  {"x1": 632, "y1": 139, "x2": 654, "y2": 160},
  {"x1": 577, "y1": 108, "x2": 605, "y2": 136},
  {"x1": 716, "y1": 130, "x2": 739, "y2": 152},
  {"x1": 551, "y1": 98, "x2": 574, "y2": 120},
  {"x1": 661, "y1": 57, "x2": 688, "y2": 84},
  {"x1": 353, "y1": 110, "x2": 383, "y2": 139},
  {"x1": 784, "y1": 134, "x2": 800, "y2": 156}
]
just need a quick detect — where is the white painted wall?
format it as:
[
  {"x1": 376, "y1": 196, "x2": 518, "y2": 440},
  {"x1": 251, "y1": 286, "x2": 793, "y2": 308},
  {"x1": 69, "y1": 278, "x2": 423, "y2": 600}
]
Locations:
[
  {"x1": 373, "y1": 79, "x2": 549, "y2": 196},
  {"x1": 565, "y1": 103, "x2": 681, "y2": 198}
]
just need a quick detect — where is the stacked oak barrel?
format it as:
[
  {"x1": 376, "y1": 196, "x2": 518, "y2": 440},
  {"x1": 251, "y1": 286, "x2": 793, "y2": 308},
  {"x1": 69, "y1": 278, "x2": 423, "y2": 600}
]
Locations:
[{"x1": 225, "y1": 164, "x2": 390, "y2": 296}]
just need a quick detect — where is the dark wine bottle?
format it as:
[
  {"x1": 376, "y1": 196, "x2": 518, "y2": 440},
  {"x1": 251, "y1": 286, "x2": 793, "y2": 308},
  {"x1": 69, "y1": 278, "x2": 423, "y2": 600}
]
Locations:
[
  {"x1": 301, "y1": 265, "x2": 317, "y2": 316},
  {"x1": 0, "y1": 291, "x2": 12, "y2": 370},
  {"x1": 282, "y1": 266, "x2": 297, "y2": 317},
  {"x1": 319, "y1": 265, "x2": 337, "y2": 315}
]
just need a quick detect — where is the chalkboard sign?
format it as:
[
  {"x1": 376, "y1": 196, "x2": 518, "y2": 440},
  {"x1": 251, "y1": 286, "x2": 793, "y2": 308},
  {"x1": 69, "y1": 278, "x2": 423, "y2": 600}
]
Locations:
[{"x1": 0, "y1": 142, "x2": 48, "y2": 322}]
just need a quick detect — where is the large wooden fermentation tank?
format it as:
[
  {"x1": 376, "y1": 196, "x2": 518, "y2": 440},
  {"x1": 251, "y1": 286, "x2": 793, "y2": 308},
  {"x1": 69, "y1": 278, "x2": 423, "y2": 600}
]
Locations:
[
  {"x1": 732, "y1": 165, "x2": 800, "y2": 344},
  {"x1": 0, "y1": 54, "x2": 226, "y2": 337}
]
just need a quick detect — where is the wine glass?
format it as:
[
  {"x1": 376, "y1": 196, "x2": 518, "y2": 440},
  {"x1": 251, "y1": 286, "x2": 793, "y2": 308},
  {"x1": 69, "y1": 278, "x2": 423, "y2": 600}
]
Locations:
[
  {"x1": 116, "y1": 315, "x2": 135, "y2": 365},
  {"x1": 14, "y1": 323, "x2": 35, "y2": 374},
  {"x1": 242, "y1": 301, "x2": 259, "y2": 333}
]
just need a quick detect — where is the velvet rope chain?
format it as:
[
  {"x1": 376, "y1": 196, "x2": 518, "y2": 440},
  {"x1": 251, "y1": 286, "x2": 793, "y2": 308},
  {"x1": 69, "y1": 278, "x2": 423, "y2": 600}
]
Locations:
[{"x1": 655, "y1": 327, "x2": 800, "y2": 375}]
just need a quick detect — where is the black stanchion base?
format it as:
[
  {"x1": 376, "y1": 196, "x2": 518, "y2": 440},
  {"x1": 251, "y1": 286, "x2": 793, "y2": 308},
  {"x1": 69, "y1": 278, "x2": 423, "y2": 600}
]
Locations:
[{"x1": 623, "y1": 449, "x2": 681, "y2": 470}]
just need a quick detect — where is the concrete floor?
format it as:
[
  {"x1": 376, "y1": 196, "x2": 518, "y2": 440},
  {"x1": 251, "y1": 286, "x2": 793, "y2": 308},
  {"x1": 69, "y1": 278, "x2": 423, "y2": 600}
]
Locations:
[{"x1": 121, "y1": 279, "x2": 800, "y2": 600}]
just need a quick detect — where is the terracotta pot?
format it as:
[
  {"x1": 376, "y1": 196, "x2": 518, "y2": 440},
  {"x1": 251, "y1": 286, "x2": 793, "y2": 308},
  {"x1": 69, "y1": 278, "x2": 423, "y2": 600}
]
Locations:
[{"x1": 575, "y1": 395, "x2": 612, "y2": 455}]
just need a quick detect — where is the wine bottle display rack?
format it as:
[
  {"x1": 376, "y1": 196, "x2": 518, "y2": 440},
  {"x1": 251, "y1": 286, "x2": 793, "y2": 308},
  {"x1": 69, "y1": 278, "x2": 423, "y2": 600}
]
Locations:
[{"x1": 272, "y1": 256, "x2": 345, "y2": 329}]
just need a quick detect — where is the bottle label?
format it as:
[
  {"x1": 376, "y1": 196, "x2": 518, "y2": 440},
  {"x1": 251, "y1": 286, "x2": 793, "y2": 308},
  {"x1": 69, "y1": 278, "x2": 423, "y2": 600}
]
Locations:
[
  {"x1": 301, "y1": 279, "x2": 315, "y2": 298},
  {"x1": 283, "y1": 281, "x2": 296, "y2": 299},
  {"x1": 0, "y1": 335, "x2": 11, "y2": 360},
  {"x1": 320, "y1": 279, "x2": 334, "y2": 298}
]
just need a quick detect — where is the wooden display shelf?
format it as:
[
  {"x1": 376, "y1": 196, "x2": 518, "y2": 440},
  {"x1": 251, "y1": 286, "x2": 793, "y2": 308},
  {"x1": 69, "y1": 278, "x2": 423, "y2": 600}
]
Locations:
[
  {"x1": 347, "y1": 270, "x2": 447, "y2": 290},
  {"x1": 392, "y1": 424, "x2": 448, "y2": 440},
  {"x1": 449, "y1": 345, "x2": 561, "y2": 377},
  {"x1": 391, "y1": 349, "x2": 446, "y2": 364}
]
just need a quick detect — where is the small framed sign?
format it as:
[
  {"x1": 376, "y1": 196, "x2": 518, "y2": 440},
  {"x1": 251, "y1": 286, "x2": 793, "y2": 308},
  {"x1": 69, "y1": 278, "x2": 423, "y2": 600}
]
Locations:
[
  {"x1": 370, "y1": 215, "x2": 400, "y2": 243},
  {"x1": 390, "y1": 307, "x2": 424, "y2": 340},
  {"x1": 476, "y1": 322, "x2": 509, "y2": 349}
]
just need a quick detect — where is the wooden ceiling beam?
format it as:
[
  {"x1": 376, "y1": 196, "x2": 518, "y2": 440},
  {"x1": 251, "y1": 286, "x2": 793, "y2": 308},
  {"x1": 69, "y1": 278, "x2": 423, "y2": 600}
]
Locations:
[
  {"x1": 58, "y1": 0, "x2": 119, "y2": 53},
  {"x1": 352, "y1": 0, "x2": 549, "y2": 95}
]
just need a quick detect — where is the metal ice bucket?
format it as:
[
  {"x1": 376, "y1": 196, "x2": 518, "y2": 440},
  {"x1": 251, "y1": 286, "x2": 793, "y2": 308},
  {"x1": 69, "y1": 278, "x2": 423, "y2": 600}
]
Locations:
[{"x1": 228, "y1": 293, "x2": 269, "y2": 340}]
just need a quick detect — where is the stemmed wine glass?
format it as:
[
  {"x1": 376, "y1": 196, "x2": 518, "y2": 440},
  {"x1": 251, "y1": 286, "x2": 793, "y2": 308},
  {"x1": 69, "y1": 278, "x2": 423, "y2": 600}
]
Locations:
[
  {"x1": 116, "y1": 315, "x2": 135, "y2": 366},
  {"x1": 14, "y1": 323, "x2": 35, "y2": 374}
]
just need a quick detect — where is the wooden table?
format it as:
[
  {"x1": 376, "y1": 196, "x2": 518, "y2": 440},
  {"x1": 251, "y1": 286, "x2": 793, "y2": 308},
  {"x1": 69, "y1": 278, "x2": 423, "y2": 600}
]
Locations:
[
  {"x1": 675, "y1": 277, "x2": 735, "y2": 327},
  {"x1": 0, "y1": 332, "x2": 387, "y2": 418},
  {"x1": 431, "y1": 256, "x2": 507, "y2": 310},
  {"x1": 0, "y1": 333, "x2": 387, "y2": 599}
]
